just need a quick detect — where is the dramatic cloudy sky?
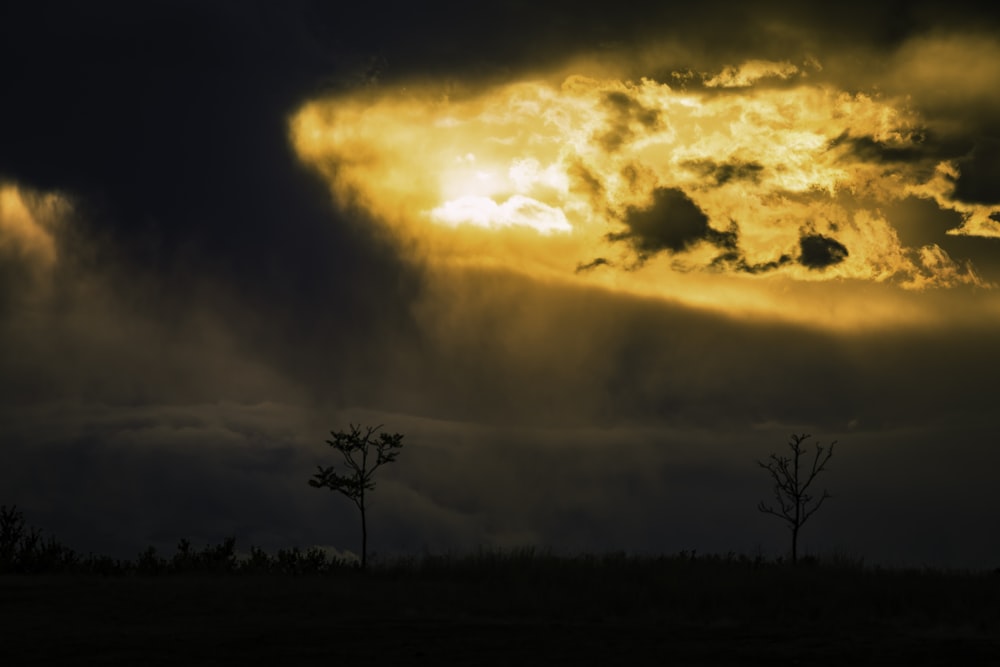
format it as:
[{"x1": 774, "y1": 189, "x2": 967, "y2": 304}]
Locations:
[{"x1": 3, "y1": 0, "x2": 1000, "y2": 568}]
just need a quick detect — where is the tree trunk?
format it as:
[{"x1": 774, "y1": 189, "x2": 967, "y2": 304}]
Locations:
[
  {"x1": 360, "y1": 504, "x2": 367, "y2": 571},
  {"x1": 791, "y1": 524, "x2": 798, "y2": 564}
]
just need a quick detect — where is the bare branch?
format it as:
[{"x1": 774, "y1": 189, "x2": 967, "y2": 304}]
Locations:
[
  {"x1": 800, "y1": 489, "x2": 832, "y2": 526},
  {"x1": 756, "y1": 433, "x2": 835, "y2": 564},
  {"x1": 757, "y1": 502, "x2": 794, "y2": 526}
]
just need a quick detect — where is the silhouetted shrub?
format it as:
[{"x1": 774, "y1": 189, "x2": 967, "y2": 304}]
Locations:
[
  {"x1": 0, "y1": 505, "x2": 81, "y2": 574},
  {"x1": 20, "y1": 535, "x2": 79, "y2": 573},
  {"x1": 171, "y1": 538, "x2": 196, "y2": 573},
  {"x1": 167, "y1": 537, "x2": 238, "y2": 574},
  {"x1": 0, "y1": 505, "x2": 26, "y2": 572},
  {"x1": 81, "y1": 554, "x2": 126, "y2": 576},
  {"x1": 200, "y1": 536, "x2": 237, "y2": 574},
  {"x1": 136, "y1": 546, "x2": 166, "y2": 575},
  {"x1": 239, "y1": 545, "x2": 274, "y2": 574},
  {"x1": 276, "y1": 547, "x2": 306, "y2": 574}
]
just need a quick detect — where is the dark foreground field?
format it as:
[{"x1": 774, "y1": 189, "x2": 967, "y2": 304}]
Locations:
[{"x1": 3, "y1": 553, "x2": 1000, "y2": 665}]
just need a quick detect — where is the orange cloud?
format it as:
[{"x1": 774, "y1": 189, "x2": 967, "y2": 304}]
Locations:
[
  {"x1": 0, "y1": 184, "x2": 61, "y2": 269},
  {"x1": 290, "y1": 59, "x2": 994, "y2": 330}
]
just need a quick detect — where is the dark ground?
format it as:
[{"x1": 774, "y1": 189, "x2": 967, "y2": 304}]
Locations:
[{"x1": 3, "y1": 556, "x2": 1000, "y2": 665}]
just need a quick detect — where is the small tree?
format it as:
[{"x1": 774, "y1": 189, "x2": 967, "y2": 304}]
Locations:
[
  {"x1": 308, "y1": 423, "x2": 403, "y2": 570},
  {"x1": 757, "y1": 433, "x2": 835, "y2": 564},
  {"x1": 0, "y1": 505, "x2": 27, "y2": 572}
]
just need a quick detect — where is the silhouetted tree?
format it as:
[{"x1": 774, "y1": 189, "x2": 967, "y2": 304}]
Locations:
[
  {"x1": 0, "y1": 505, "x2": 26, "y2": 571},
  {"x1": 309, "y1": 423, "x2": 403, "y2": 570},
  {"x1": 0, "y1": 505, "x2": 79, "y2": 573},
  {"x1": 757, "y1": 433, "x2": 835, "y2": 564}
]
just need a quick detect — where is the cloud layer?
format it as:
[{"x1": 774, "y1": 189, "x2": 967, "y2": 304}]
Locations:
[{"x1": 292, "y1": 58, "x2": 995, "y2": 332}]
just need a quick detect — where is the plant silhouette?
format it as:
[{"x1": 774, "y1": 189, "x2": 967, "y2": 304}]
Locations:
[
  {"x1": 0, "y1": 505, "x2": 27, "y2": 570},
  {"x1": 757, "y1": 433, "x2": 835, "y2": 564},
  {"x1": 308, "y1": 423, "x2": 403, "y2": 570}
]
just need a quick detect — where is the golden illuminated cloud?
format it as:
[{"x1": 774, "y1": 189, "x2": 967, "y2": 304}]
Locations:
[
  {"x1": 886, "y1": 34, "x2": 1000, "y2": 117},
  {"x1": 290, "y1": 57, "x2": 998, "y2": 328},
  {"x1": 0, "y1": 183, "x2": 71, "y2": 305},
  {"x1": 701, "y1": 59, "x2": 802, "y2": 88},
  {"x1": 0, "y1": 184, "x2": 61, "y2": 269}
]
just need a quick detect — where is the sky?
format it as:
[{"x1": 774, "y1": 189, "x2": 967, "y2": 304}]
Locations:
[{"x1": 2, "y1": 0, "x2": 1000, "y2": 568}]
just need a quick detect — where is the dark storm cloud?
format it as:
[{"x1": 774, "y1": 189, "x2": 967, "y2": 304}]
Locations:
[
  {"x1": 712, "y1": 162, "x2": 764, "y2": 186},
  {"x1": 575, "y1": 257, "x2": 611, "y2": 273},
  {"x1": 799, "y1": 233, "x2": 849, "y2": 269},
  {"x1": 829, "y1": 132, "x2": 928, "y2": 164},
  {"x1": 569, "y1": 162, "x2": 605, "y2": 201},
  {"x1": 950, "y1": 139, "x2": 1000, "y2": 205},
  {"x1": 683, "y1": 160, "x2": 765, "y2": 186},
  {"x1": 0, "y1": 0, "x2": 417, "y2": 304},
  {"x1": 710, "y1": 250, "x2": 793, "y2": 275},
  {"x1": 885, "y1": 195, "x2": 964, "y2": 248},
  {"x1": 597, "y1": 91, "x2": 661, "y2": 152},
  {"x1": 607, "y1": 187, "x2": 735, "y2": 260},
  {"x1": 0, "y1": 1, "x2": 427, "y2": 414},
  {"x1": 712, "y1": 162, "x2": 764, "y2": 185}
]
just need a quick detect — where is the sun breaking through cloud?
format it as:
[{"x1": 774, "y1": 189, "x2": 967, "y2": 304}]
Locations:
[{"x1": 292, "y1": 54, "x2": 994, "y2": 328}]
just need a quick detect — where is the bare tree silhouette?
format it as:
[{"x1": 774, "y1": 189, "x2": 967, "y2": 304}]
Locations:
[
  {"x1": 757, "y1": 433, "x2": 835, "y2": 564},
  {"x1": 308, "y1": 423, "x2": 403, "y2": 570},
  {"x1": 0, "y1": 505, "x2": 27, "y2": 570}
]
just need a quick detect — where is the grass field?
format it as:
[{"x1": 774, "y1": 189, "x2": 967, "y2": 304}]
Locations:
[{"x1": 3, "y1": 550, "x2": 1000, "y2": 665}]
